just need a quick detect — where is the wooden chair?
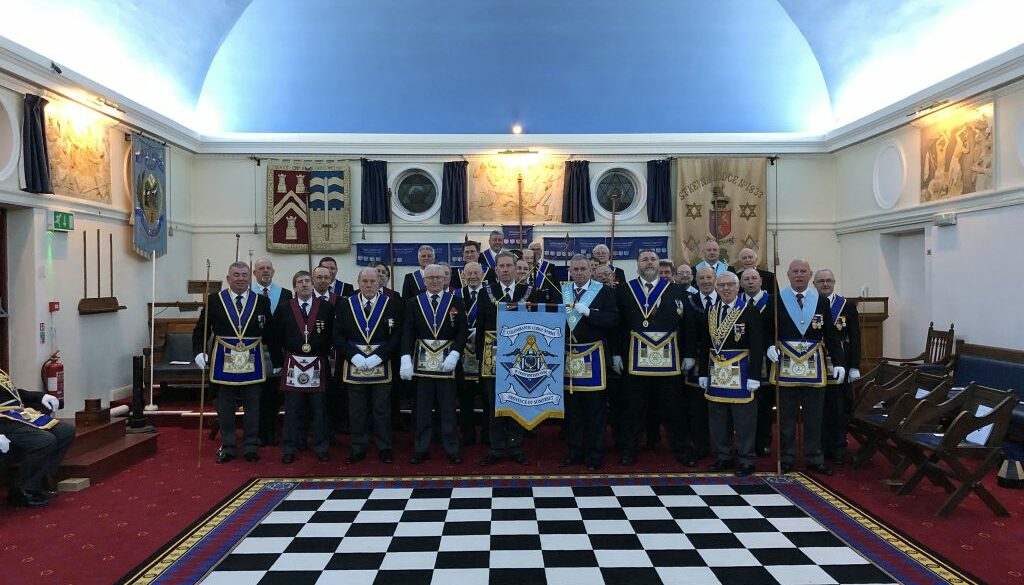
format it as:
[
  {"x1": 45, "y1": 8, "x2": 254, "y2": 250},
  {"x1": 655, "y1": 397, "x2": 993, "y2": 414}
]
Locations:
[
  {"x1": 849, "y1": 369, "x2": 951, "y2": 469},
  {"x1": 880, "y1": 322, "x2": 956, "y2": 370},
  {"x1": 891, "y1": 383, "x2": 1016, "y2": 517}
]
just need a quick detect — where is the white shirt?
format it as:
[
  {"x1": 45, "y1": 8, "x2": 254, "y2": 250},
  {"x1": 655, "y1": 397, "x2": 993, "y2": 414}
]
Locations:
[
  {"x1": 699, "y1": 290, "x2": 718, "y2": 309},
  {"x1": 498, "y1": 281, "x2": 515, "y2": 299},
  {"x1": 296, "y1": 295, "x2": 313, "y2": 314},
  {"x1": 360, "y1": 293, "x2": 380, "y2": 309},
  {"x1": 230, "y1": 289, "x2": 250, "y2": 305},
  {"x1": 747, "y1": 290, "x2": 766, "y2": 304}
]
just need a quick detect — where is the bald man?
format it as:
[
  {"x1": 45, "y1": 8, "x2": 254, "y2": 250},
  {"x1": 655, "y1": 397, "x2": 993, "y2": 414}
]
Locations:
[
  {"x1": 252, "y1": 257, "x2": 293, "y2": 447},
  {"x1": 767, "y1": 259, "x2": 844, "y2": 476},
  {"x1": 813, "y1": 268, "x2": 861, "y2": 465},
  {"x1": 691, "y1": 240, "x2": 734, "y2": 281},
  {"x1": 736, "y1": 247, "x2": 776, "y2": 295},
  {"x1": 592, "y1": 244, "x2": 627, "y2": 286}
]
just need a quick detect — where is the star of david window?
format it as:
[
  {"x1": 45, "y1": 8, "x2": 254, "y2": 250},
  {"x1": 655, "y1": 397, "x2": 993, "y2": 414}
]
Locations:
[
  {"x1": 395, "y1": 171, "x2": 437, "y2": 216},
  {"x1": 595, "y1": 170, "x2": 637, "y2": 214}
]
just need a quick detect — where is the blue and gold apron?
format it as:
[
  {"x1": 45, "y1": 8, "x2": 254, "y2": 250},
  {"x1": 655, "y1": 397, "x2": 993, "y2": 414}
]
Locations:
[
  {"x1": 413, "y1": 292, "x2": 456, "y2": 379},
  {"x1": 342, "y1": 294, "x2": 393, "y2": 385},
  {"x1": 210, "y1": 290, "x2": 267, "y2": 385}
]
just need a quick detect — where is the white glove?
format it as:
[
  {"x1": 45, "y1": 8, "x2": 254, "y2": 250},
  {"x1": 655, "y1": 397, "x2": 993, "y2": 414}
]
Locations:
[
  {"x1": 400, "y1": 355, "x2": 413, "y2": 380},
  {"x1": 849, "y1": 368, "x2": 861, "y2": 382},
  {"x1": 575, "y1": 303, "x2": 590, "y2": 317},
  {"x1": 698, "y1": 377, "x2": 708, "y2": 389},
  {"x1": 351, "y1": 354, "x2": 368, "y2": 370},
  {"x1": 364, "y1": 355, "x2": 383, "y2": 370},
  {"x1": 41, "y1": 394, "x2": 60, "y2": 412},
  {"x1": 0, "y1": 434, "x2": 8, "y2": 454},
  {"x1": 833, "y1": 366, "x2": 846, "y2": 381},
  {"x1": 747, "y1": 379, "x2": 761, "y2": 391},
  {"x1": 195, "y1": 352, "x2": 209, "y2": 369},
  {"x1": 682, "y1": 358, "x2": 695, "y2": 372},
  {"x1": 766, "y1": 346, "x2": 780, "y2": 363},
  {"x1": 271, "y1": 367, "x2": 281, "y2": 375},
  {"x1": 441, "y1": 351, "x2": 460, "y2": 372},
  {"x1": 612, "y1": 355, "x2": 624, "y2": 375}
]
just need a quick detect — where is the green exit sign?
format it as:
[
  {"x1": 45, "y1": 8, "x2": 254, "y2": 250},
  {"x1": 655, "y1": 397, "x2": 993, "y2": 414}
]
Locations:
[{"x1": 47, "y1": 210, "x2": 74, "y2": 232}]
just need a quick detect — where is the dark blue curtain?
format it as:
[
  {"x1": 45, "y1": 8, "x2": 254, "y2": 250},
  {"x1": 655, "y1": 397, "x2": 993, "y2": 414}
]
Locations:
[
  {"x1": 561, "y1": 160, "x2": 594, "y2": 223},
  {"x1": 647, "y1": 159, "x2": 672, "y2": 222},
  {"x1": 440, "y1": 160, "x2": 468, "y2": 224},
  {"x1": 360, "y1": 158, "x2": 388, "y2": 224},
  {"x1": 21, "y1": 94, "x2": 51, "y2": 194}
]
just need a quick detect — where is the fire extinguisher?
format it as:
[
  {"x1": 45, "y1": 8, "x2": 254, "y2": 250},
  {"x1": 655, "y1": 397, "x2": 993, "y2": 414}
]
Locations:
[{"x1": 41, "y1": 351, "x2": 64, "y2": 409}]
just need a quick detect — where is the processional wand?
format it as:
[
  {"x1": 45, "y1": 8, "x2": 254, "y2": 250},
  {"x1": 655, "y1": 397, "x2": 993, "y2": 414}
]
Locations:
[
  {"x1": 197, "y1": 259, "x2": 212, "y2": 470},
  {"x1": 234, "y1": 234, "x2": 240, "y2": 263},
  {"x1": 387, "y1": 188, "x2": 396, "y2": 284},
  {"x1": 609, "y1": 189, "x2": 619, "y2": 266},
  {"x1": 769, "y1": 156, "x2": 783, "y2": 475}
]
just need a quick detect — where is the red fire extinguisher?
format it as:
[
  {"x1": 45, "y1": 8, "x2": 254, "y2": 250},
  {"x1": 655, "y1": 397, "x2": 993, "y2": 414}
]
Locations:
[{"x1": 41, "y1": 351, "x2": 64, "y2": 408}]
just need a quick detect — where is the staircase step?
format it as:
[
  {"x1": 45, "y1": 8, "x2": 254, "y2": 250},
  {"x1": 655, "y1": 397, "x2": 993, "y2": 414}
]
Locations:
[
  {"x1": 59, "y1": 432, "x2": 159, "y2": 482},
  {"x1": 64, "y1": 417, "x2": 128, "y2": 458}
]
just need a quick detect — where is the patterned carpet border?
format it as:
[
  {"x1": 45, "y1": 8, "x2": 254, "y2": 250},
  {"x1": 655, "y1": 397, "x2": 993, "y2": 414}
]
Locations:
[{"x1": 118, "y1": 473, "x2": 981, "y2": 585}]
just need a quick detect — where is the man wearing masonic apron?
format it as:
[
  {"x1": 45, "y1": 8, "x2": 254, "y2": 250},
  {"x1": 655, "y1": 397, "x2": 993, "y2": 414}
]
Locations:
[{"x1": 193, "y1": 261, "x2": 274, "y2": 463}]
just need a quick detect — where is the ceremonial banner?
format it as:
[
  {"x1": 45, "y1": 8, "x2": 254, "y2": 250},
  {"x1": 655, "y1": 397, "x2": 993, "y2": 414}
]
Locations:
[
  {"x1": 494, "y1": 305, "x2": 565, "y2": 429},
  {"x1": 468, "y1": 156, "x2": 564, "y2": 224},
  {"x1": 266, "y1": 162, "x2": 351, "y2": 253},
  {"x1": 44, "y1": 100, "x2": 111, "y2": 203},
  {"x1": 675, "y1": 158, "x2": 767, "y2": 268},
  {"x1": 130, "y1": 133, "x2": 167, "y2": 258}
]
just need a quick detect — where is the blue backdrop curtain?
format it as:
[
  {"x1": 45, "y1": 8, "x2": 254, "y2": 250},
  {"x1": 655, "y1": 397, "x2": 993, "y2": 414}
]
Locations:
[
  {"x1": 360, "y1": 158, "x2": 389, "y2": 224},
  {"x1": 647, "y1": 159, "x2": 672, "y2": 222},
  {"x1": 21, "y1": 94, "x2": 51, "y2": 194},
  {"x1": 561, "y1": 160, "x2": 594, "y2": 223},
  {"x1": 440, "y1": 160, "x2": 468, "y2": 224}
]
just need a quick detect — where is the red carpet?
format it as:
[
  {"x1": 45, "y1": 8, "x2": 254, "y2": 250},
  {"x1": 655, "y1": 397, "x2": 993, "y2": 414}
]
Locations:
[{"x1": 1, "y1": 423, "x2": 1021, "y2": 585}]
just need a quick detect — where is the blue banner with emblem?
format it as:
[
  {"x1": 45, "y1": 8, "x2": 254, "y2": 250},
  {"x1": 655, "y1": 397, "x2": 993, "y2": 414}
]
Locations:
[
  {"x1": 130, "y1": 133, "x2": 167, "y2": 258},
  {"x1": 494, "y1": 304, "x2": 565, "y2": 429},
  {"x1": 541, "y1": 236, "x2": 669, "y2": 262}
]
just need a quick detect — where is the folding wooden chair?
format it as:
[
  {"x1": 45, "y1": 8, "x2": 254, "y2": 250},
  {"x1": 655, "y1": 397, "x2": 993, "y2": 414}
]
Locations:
[
  {"x1": 892, "y1": 383, "x2": 1015, "y2": 517},
  {"x1": 849, "y1": 369, "x2": 950, "y2": 469},
  {"x1": 880, "y1": 322, "x2": 956, "y2": 371}
]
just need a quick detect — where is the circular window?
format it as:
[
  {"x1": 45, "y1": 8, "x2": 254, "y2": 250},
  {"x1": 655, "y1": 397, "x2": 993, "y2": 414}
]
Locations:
[
  {"x1": 591, "y1": 167, "x2": 646, "y2": 220},
  {"x1": 0, "y1": 97, "x2": 19, "y2": 183},
  {"x1": 390, "y1": 167, "x2": 441, "y2": 221}
]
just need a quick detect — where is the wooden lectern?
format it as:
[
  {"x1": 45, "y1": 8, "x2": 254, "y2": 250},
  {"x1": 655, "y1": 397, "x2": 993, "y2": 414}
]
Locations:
[{"x1": 848, "y1": 297, "x2": 889, "y2": 372}]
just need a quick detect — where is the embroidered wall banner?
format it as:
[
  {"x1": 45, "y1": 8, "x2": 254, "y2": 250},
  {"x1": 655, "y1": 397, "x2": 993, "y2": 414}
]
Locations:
[
  {"x1": 675, "y1": 158, "x2": 767, "y2": 268},
  {"x1": 44, "y1": 101, "x2": 111, "y2": 203},
  {"x1": 266, "y1": 161, "x2": 351, "y2": 253},
  {"x1": 494, "y1": 305, "x2": 565, "y2": 429},
  {"x1": 130, "y1": 133, "x2": 167, "y2": 258}
]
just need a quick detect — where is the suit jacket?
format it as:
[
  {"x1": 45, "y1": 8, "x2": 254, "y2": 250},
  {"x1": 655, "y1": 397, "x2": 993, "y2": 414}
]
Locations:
[
  {"x1": 697, "y1": 300, "x2": 764, "y2": 379},
  {"x1": 774, "y1": 288, "x2": 844, "y2": 363},
  {"x1": 313, "y1": 291, "x2": 339, "y2": 306},
  {"x1": 332, "y1": 279, "x2": 355, "y2": 298},
  {"x1": 402, "y1": 292, "x2": 468, "y2": 356},
  {"x1": 270, "y1": 297, "x2": 334, "y2": 367},
  {"x1": 614, "y1": 278, "x2": 694, "y2": 360},
  {"x1": 565, "y1": 282, "x2": 619, "y2": 345},
  {"x1": 0, "y1": 387, "x2": 51, "y2": 433},
  {"x1": 529, "y1": 261, "x2": 562, "y2": 304},
  {"x1": 192, "y1": 290, "x2": 274, "y2": 355},
  {"x1": 475, "y1": 281, "x2": 533, "y2": 358},
  {"x1": 830, "y1": 296, "x2": 861, "y2": 370},
  {"x1": 334, "y1": 293, "x2": 403, "y2": 362},
  {"x1": 402, "y1": 269, "x2": 429, "y2": 299},
  {"x1": 597, "y1": 264, "x2": 627, "y2": 287}
]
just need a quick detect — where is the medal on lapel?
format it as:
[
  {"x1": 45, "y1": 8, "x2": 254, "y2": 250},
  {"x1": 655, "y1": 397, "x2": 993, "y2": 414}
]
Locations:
[{"x1": 811, "y1": 314, "x2": 823, "y2": 330}]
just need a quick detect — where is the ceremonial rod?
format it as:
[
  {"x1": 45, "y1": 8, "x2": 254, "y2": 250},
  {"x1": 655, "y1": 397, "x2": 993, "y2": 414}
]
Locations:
[
  {"x1": 197, "y1": 259, "x2": 212, "y2": 470},
  {"x1": 517, "y1": 173, "x2": 524, "y2": 249},
  {"x1": 609, "y1": 189, "x2": 619, "y2": 265},
  {"x1": 145, "y1": 250, "x2": 158, "y2": 411},
  {"x1": 387, "y1": 188, "x2": 396, "y2": 281},
  {"x1": 304, "y1": 185, "x2": 314, "y2": 273},
  {"x1": 109, "y1": 233, "x2": 114, "y2": 296},
  {"x1": 234, "y1": 233, "x2": 240, "y2": 263},
  {"x1": 96, "y1": 229, "x2": 101, "y2": 297},
  {"x1": 769, "y1": 156, "x2": 782, "y2": 476},
  {"x1": 82, "y1": 230, "x2": 87, "y2": 298}
]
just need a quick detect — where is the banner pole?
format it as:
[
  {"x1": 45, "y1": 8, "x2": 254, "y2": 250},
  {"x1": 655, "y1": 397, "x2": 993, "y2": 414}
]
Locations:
[
  {"x1": 197, "y1": 259, "x2": 212, "y2": 470},
  {"x1": 769, "y1": 156, "x2": 782, "y2": 476},
  {"x1": 145, "y1": 250, "x2": 158, "y2": 411},
  {"x1": 387, "y1": 188, "x2": 396, "y2": 283}
]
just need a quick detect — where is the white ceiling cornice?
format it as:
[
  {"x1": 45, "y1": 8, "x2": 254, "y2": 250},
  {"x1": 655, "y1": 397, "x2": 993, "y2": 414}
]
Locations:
[{"x1": 1, "y1": 36, "x2": 1022, "y2": 157}]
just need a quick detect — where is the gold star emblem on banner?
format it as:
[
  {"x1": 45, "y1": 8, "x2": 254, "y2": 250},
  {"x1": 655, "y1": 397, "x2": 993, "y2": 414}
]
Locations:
[
  {"x1": 685, "y1": 203, "x2": 703, "y2": 219},
  {"x1": 739, "y1": 203, "x2": 757, "y2": 220},
  {"x1": 742, "y1": 235, "x2": 757, "y2": 249}
]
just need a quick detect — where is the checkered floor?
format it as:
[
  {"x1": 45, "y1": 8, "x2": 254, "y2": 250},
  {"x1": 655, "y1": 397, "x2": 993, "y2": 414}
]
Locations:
[{"x1": 199, "y1": 482, "x2": 900, "y2": 585}]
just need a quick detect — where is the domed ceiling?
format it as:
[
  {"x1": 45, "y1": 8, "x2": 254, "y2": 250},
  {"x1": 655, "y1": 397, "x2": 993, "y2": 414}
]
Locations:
[{"x1": 1, "y1": 0, "x2": 1021, "y2": 135}]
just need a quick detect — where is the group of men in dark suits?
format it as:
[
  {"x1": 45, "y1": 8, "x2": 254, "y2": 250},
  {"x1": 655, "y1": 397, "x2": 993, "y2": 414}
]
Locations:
[{"x1": 192, "y1": 236, "x2": 861, "y2": 476}]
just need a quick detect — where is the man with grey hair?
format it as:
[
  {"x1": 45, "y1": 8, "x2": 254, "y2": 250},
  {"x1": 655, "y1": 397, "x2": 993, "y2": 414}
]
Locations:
[
  {"x1": 402, "y1": 245, "x2": 436, "y2": 298},
  {"x1": 524, "y1": 241, "x2": 560, "y2": 302},
  {"x1": 737, "y1": 247, "x2": 776, "y2": 297},
  {"x1": 593, "y1": 263, "x2": 615, "y2": 287},
  {"x1": 193, "y1": 261, "x2": 274, "y2": 463},
  {"x1": 697, "y1": 271, "x2": 764, "y2": 476},
  {"x1": 766, "y1": 259, "x2": 844, "y2": 475},
  {"x1": 675, "y1": 263, "x2": 697, "y2": 295},
  {"x1": 251, "y1": 257, "x2": 293, "y2": 446},
  {"x1": 336, "y1": 267, "x2": 402, "y2": 464},
  {"x1": 401, "y1": 264, "x2": 468, "y2": 464},
  {"x1": 740, "y1": 268, "x2": 776, "y2": 457},
  {"x1": 478, "y1": 229, "x2": 507, "y2": 279},
  {"x1": 591, "y1": 243, "x2": 626, "y2": 285},
  {"x1": 813, "y1": 268, "x2": 861, "y2": 465}
]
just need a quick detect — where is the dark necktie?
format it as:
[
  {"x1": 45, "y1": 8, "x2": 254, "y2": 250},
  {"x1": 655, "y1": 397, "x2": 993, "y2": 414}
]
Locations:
[
  {"x1": 261, "y1": 287, "x2": 269, "y2": 298},
  {"x1": 719, "y1": 304, "x2": 728, "y2": 322},
  {"x1": 301, "y1": 301, "x2": 309, "y2": 316},
  {"x1": 704, "y1": 295, "x2": 712, "y2": 313},
  {"x1": 470, "y1": 290, "x2": 477, "y2": 304},
  {"x1": 363, "y1": 300, "x2": 372, "y2": 316},
  {"x1": 431, "y1": 294, "x2": 439, "y2": 310},
  {"x1": 574, "y1": 287, "x2": 584, "y2": 302},
  {"x1": 645, "y1": 282, "x2": 653, "y2": 293},
  {"x1": 796, "y1": 293, "x2": 804, "y2": 309},
  {"x1": 503, "y1": 287, "x2": 511, "y2": 299},
  {"x1": 235, "y1": 294, "x2": 244, "y2": 313}
]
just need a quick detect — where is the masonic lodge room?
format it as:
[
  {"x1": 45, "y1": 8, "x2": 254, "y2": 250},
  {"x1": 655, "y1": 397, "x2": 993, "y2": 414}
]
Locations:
[{"x1": 1, "y1": 2, "x2": 1024, "y2": 584}]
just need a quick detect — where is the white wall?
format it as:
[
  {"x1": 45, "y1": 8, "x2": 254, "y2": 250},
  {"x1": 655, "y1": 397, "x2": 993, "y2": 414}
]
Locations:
[{"x1": 836, "y1": 82, "x2": 1024, "y2": 354}]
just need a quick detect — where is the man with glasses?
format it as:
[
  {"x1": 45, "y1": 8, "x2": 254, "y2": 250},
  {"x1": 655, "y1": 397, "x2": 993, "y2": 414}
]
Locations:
[{"x1": 813, "y1": 268, "x2": 861, "y2": 465}]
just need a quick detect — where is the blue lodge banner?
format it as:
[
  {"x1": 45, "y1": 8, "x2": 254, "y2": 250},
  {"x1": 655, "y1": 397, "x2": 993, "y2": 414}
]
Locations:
[
  {"x1": 130, "y1": 133, "x2": 167, "y2": 258},
  {"x1": 494, "y1": 304, "x2": 565, "y2": 429}
]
